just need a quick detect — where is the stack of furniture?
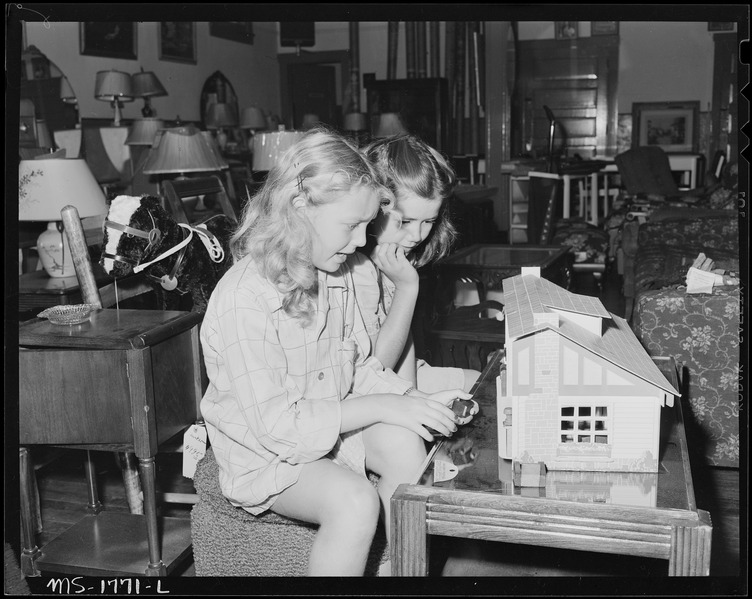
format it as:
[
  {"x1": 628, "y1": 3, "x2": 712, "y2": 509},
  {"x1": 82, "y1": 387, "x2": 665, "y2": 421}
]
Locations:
[{"x1": 628, "y1": 212, "x2": 740, "y2": 470}]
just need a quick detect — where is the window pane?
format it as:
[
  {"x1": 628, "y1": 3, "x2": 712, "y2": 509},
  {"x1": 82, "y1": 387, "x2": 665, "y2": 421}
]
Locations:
[
  {"x1": 578, "y1": 406, "x2": 591, "y2": 416},
  {"x1": 578, "y1": 421, "x2": 591, "y2": 430},
  {"x1": 561, "y1": 420, "x2": 574, "y2": 430},
  {"x1": 595, "y1": 435, "x2": 608, "y2": 443},
  {"x1": 595, "y1": 406, "x2": 608, "y2": 416},
  {"x1": 595, "y1": 420, "x2": 606, "y2": 430},
  {"x1": 561, "y1": 434, "x2": 574, "y2": 443},
  {"x1": 561, "y1": 406, "x2": 574, "y2": 417},
  {"x1": 578, "y1": 435, "x2": 591, "y2": 443}
]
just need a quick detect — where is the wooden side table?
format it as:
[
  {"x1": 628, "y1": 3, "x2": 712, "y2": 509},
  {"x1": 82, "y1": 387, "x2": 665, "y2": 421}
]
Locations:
[{"x1": 19, "y1": 309, "x2": 203, "y2": 576}]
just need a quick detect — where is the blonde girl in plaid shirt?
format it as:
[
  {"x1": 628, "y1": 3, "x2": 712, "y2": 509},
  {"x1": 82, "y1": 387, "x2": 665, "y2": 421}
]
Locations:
[{"x1": 199, "y1": 128, "x2": 472, "y2": 576}]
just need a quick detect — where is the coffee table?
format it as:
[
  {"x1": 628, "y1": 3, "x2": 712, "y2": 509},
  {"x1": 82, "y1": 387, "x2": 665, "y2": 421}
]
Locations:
[
  {"x1": 390, "y1": 351, "x2": 712, "y2": 576},
  {"x1": 436, "y1": 244, "x2": 573, "y2": 306}
]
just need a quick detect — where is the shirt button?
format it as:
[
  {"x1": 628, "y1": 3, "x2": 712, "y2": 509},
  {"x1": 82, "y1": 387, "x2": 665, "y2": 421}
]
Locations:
[{"x1": 318, "y1": 372, "x2": 324, "y2": 380}]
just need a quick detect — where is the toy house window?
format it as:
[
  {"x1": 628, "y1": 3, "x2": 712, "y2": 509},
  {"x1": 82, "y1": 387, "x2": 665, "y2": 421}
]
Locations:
[{"x1": 560, "y1": 405, "x2": 610, "y2": 443}]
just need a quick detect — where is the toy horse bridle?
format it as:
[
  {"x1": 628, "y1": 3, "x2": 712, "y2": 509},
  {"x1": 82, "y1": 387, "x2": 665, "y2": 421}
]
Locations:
[{"x1": 102, "y1": 211, "x2": 225, "y2": 291}]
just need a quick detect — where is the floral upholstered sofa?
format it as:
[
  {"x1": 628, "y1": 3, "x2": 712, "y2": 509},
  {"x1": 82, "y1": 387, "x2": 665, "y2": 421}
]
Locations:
[
  {"x1": 632, "y1": 285, "x2": 740, "y2": 468},
  {"x1": 629, "y1": 213, "x2": 740, "y2": 468}
]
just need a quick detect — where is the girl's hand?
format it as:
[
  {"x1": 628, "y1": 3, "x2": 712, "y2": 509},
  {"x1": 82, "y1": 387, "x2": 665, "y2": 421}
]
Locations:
[
  {"x1": 371, "y1": 243, "x2": 419, "y2": 290},
  {"x1": 381, "y1": 393, "x2": 459, "y2": 442}
]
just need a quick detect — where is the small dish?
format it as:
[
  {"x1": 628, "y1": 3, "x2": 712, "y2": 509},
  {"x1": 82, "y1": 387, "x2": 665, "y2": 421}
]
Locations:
[{"x1": 38, "y1": 304, "x2": 95, "y2": 325}]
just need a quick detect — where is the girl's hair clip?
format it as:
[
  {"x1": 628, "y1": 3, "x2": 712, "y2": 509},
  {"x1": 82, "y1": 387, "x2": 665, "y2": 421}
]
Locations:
[{"x1": 297, "y1": 174, "x2": 305, "y2": 191}]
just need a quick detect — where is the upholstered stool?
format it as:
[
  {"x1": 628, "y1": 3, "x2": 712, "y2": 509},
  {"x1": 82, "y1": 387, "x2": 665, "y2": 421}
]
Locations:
[{"x1": 190, "y1": 448, "x2": 388, "y2": 576}]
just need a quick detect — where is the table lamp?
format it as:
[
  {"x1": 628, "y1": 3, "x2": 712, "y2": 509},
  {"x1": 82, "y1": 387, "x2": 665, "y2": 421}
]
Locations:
[
  {"x1": 59, "y1": 76, "x2": 80, "y2": 128},
  {"x1": 240, "y1": 106, "x2": 267, "y2": 151},
  {"x1": 142, "y1": 124, "x2": 228, "y2": 211},
  {"x1": 375, "y1": 112, "x2": 407, "y2": 137},
  {"x1": 300, "y1": 113, "x2": 320, "y2": 130},
  {"x1": 131, "y1": 68, "x2": 168, "y2": 118},
  {"x1": 343, "y1": 112, "x2": 368, "y2": 145},
  {"x1": 126, "y1": 118, "x2": 165, "y2": 173},
  {"x1": 205, "y1": 103, "x2": 239, "y2": 151},
  {"x1": 94, "y1": 70, "x2": 133, "y2": 127},
  {"x1": 251, "y1": 128, "x2": 304, "y2": 180},
  {"x1": 19, "y1": 155, "x2": 107, "y2": 277}
]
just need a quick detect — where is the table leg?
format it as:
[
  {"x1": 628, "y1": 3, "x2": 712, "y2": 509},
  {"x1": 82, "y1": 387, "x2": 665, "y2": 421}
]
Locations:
[
  {"x1": 19, "y1": 447, "x2": 41, "y2": 577},
  {"x1": 138, "y1": 456, "x2": 167, "y2": 576},
  {"x1": 391, "y1": 486, "x2": 429, "y2": 576},
  {"x1": 668, "y1": 510, "x2": 713, "y2": 576},
  {"x1": 84, "y1": 451, "x2": 103, "y2": 514},
  {"x1": 118, "y1": 452, "x2": 144, "y2": 514},
  {"x1": 590, "y1": 172, "x2": 599, "y2": 225},
  {"x1": 562, "y1": 175, "x2": 571, "y2": 219}
]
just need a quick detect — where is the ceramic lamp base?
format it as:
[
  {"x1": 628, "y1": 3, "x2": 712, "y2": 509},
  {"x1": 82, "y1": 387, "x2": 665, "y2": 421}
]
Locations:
[{"x1": 37, "y1": 221, "x2": 76, "y2": 278}]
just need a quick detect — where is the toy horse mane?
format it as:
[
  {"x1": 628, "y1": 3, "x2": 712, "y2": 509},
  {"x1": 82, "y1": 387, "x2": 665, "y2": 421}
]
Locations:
[{"x1": 100, "y1": 194, "x2": 233, "y2": 312}]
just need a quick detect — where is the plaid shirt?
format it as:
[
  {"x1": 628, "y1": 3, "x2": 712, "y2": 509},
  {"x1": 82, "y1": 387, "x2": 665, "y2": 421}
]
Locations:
[
  {"x1": 200, "y1": 254, "x2": 411, "y2": 514},
  {"x1": 348, "y1": 251, "x2": 396, "y2": 346}
]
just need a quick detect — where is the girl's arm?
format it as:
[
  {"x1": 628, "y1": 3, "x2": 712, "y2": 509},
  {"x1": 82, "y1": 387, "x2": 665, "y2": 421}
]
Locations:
[
  {"x1": 370, "y1": 243, "x2": 419, "y2": 372},
  {"x1": 393, "y1": 331, "x2": 418, "y2": 386}
]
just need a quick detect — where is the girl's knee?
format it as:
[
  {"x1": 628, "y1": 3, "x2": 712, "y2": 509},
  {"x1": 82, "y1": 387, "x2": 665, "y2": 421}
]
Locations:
[
  {"x1": 322, "y1": 477, "x2": 380, "y2": 527},
  {"x1": 364, "y1": 424, "x2": 426, "y2": 476}
]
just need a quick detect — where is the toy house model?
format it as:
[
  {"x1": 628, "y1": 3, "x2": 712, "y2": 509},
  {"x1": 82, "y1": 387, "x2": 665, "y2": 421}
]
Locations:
[{"x1": 497, "y1": 269, "x2": 679, "y2": 473}]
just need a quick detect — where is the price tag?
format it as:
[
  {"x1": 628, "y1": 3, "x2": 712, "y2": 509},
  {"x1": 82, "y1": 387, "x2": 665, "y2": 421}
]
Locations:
[
  {"x1": 433, "y1": 458, "x2": 459, "y2": 483},
  {"x1": 182, "y1": 423, "x2": 207, "y2": 479}
]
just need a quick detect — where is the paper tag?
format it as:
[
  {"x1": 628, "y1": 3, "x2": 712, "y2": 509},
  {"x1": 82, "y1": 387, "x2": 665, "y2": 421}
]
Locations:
[
  {"x1": 686, "y1": 266, "x2": 721, "y2": 294},
  {"x1": 182, "y1": 424, "x2": 207, "y2": 479},
  {"x1": 433, "y1": 458, "x2": 459, "y2": 483}
]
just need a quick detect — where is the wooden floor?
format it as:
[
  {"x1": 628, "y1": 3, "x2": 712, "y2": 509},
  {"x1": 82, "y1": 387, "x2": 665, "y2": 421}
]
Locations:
[{"x1": 16, "y1": 268, "x2": 743, "y2": 582}]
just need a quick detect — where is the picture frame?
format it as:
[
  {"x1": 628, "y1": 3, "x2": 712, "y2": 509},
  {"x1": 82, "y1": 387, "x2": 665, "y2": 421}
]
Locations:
[
  {"x1": 159, "y1": 22, "x2": 197, "y2": 64},
  {"x1": 632, "y1": 101, "x2": 700, "y2": 153},
  {"x1": 708, "y1": 22, "x2": 734, "y2": 32},
  {"x1": 80, "y1": 22, "x2": 137, "y2": 59},
  {"x1": 591, "y1": 21, "x2": 619, "y2": 36},
  {"x1": 209, "y1": 22, "x2": 254, "y2": 45},
  {"x1": 555, "y1": 21, "x2": 579, "y2": 40}
]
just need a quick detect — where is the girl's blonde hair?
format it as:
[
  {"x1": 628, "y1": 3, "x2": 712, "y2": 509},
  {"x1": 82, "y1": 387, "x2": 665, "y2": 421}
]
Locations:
[
  {"x1": 364, "y1": 134, "x2": 457, "y2": 268},
  {"x1": 231, "y1": 126, "x2": 393, "y2": 323}
]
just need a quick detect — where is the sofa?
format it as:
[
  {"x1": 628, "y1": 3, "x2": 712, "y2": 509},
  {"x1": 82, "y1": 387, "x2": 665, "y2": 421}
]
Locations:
[{"x1": 628, "y1": 213, "x2": 740, "y2": 469}]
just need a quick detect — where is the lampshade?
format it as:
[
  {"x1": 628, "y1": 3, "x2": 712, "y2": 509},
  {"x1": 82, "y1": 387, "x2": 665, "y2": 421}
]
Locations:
[
  {"x1": 126, "y1": 118, "x2": 165, "y2": 146},
  {"x1": 252, "y1": 130, "x2": 304, "y2": 171},
  {"x1": 132, "y1": 69, "x2": 167, "y2": 117},
  {"x1": 94, "y1": 70, "x2": 133, "y2": 102},
  {"x1": 142, "y1": 124, "x2": 228, "y2": 175},
  {"x1": 59, "y1": 77, "x2": 77, "y2": 103},
  {"x1": 375, "y1": 112, "x2": 407, "y2": 137},
  {"x1": 131, "y1": 70, "x2": 167, "y2": 98},
  {"x1": 19, "y1": 156, "x2": 107, "y2": 277},
  {"x1": 240, "y1": 106, "x2": 267, "y2": 130},
  {"x1": 301, "y1": 113, "x2": 320, "y2": 130},
  {"x1": 205, "y1": 103, "x2": 239, "y2": 129},
  {"x1": 344, "y1": 112, "x2": 367, "y2": 132}
]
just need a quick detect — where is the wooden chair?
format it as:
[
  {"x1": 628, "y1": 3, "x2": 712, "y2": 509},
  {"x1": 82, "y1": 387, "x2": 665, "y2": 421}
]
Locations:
[{"x1": 161, "y1": 175, "x2": 239, "y2": 225}]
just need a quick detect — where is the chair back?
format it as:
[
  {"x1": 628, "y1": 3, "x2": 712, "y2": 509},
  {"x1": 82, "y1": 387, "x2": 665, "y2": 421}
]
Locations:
[
  {"x1": 161, "y1": 175, "x2": 238, "y2": 225},
  {"x1": 527, "y1": 172, "x2": 561, "y2": 245},
  {"x1": 614, "y1": 146, "x2": 680, "y2": 197}
]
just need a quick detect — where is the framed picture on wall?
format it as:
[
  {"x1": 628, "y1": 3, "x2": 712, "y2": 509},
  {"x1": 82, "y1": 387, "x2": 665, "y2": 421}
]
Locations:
[
  {"x1": 159, "y1": 22, "x2": 197, "y2": 64},
  {"x1": 555, "y1": 22, "x2": 579, "y2": 40},
  {"x1": 209, "y1": 22, "x2": 254, "y2": 45},
  {"x1": 632, "y1": 101, "x2": 700, "y2": 153},
  {"x1": 80, "y1": 22, "x2": 137, "y2": 59},
  {"x1": 591, "y1": 21, "x2": 619, "y2": 36}
]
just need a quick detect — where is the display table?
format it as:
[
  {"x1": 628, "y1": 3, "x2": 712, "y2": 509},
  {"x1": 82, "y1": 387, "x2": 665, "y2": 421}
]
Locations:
[
  {"x1": 391, "y1": 352, "x2": 712, "y2": 576},
  {"x1": 19, "y1": 309, "x2": 203, "y2": 576}
]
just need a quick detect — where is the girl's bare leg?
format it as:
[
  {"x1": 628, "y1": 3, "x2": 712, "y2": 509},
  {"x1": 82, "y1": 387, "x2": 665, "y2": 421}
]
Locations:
[
  {"x1": 362, "y1": 423, "x2": 427, "y2": 546},
  {"x1": 271, "y1": 459, "x2": 380, "y2": 576}
]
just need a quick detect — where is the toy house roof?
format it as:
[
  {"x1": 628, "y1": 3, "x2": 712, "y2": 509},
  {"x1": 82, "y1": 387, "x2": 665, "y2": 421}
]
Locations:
[{"x1": 503, "y1": 275, "x2": 679, "y2": 397}]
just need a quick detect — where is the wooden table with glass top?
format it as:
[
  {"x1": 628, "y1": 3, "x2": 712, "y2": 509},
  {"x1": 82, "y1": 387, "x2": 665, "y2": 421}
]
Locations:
[{"x1": 390, "y1": 352, "x2": 712, "y2": 577}]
